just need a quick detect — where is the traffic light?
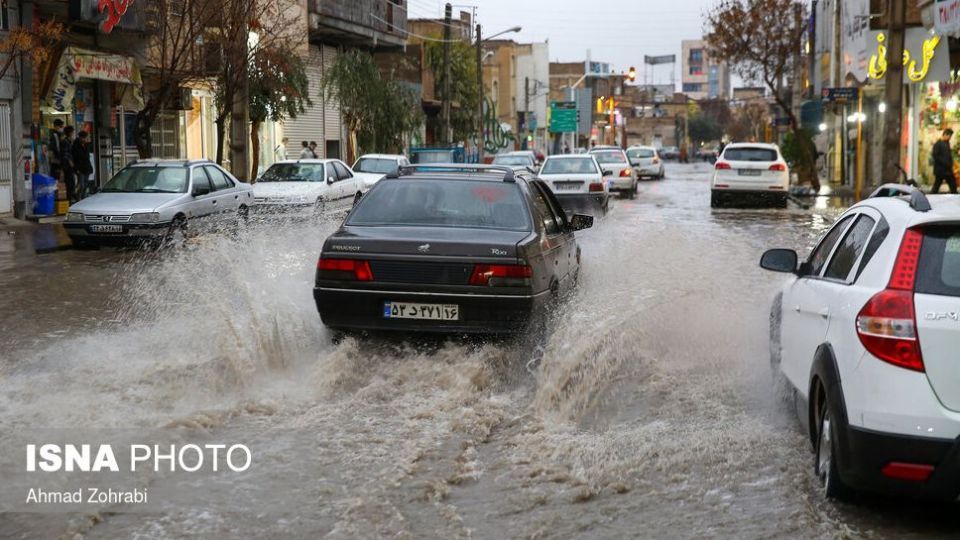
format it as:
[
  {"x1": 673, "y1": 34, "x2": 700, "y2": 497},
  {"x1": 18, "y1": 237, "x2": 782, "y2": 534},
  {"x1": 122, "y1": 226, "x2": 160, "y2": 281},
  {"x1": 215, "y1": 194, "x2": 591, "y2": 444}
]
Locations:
[
  {"x1": 627, "y1": 66, "x2": 636, "y2": 82},
  {"x1": 597, "y1": 97, "x2": 605, "y2": 114}
]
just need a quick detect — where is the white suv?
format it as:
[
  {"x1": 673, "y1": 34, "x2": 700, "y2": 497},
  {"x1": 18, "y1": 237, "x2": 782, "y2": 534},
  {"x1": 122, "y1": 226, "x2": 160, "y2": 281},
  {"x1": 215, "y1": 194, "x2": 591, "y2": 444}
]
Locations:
[
  {"x1": 762, "y1": 184, "x2": 960, "y2": 501},
  {"x1": 712, "y1": 143, "x2": 789, "y2": 207}
]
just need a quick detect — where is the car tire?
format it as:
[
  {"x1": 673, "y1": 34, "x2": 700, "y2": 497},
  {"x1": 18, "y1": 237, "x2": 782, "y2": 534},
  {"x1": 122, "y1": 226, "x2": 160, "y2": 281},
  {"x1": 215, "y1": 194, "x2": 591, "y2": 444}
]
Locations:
[
  {"x1": 630, "y1": 184, "x2": 638, "y2": 199},
  {"x1": 815, "y1": 389, "x2": 851, "y2": 501},
  {"x1": 314, "y1": 198, "x2": 326, "y2": 216},
  {"x1": 164, "y1": 215, "x2": 188, "y2": 247},
  {"x1": 353, "y1": 192, "x2": 362, "y2": 207},
  {"x1": 710, "y1": 192, "x2": 723, "y2": 208}
]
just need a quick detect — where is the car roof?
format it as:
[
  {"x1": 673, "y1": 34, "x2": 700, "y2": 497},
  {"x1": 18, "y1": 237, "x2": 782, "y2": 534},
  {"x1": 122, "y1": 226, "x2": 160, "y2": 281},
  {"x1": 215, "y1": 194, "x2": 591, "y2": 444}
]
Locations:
[
  {"x1": 544, "y1": 154, "x2": 595, "y2": 160},
  {"x1": 129, "y1": 159, "x2": 212, "y2": 167},
  {"x1": 272, "y1": 159, "x2": 338, "y2": 164},
  {"x1": 357, "y1": 154, "x2": 405, "y2": 160},
  {"x1": 627, "y1": 145, "x2": 657, "y2": 150},
  {"x1": 590, "y1": 147, "x2": 625, "y2": 152},
  {"x1": 495, "y1": 151, "x2": 533, "y2": 157},
  {"x1": 724, "y1": 142, "x2": 779, "y2": 150},
  {"x1": 856, "y1": 194, "x2": 960, "y2": 225}
]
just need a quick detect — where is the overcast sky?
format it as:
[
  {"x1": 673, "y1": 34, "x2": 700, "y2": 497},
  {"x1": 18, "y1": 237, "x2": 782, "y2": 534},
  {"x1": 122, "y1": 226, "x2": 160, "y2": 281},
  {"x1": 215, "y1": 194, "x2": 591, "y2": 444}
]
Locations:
[{"x1": 405, "y1": 0, "x2": 719, "y2": 86}]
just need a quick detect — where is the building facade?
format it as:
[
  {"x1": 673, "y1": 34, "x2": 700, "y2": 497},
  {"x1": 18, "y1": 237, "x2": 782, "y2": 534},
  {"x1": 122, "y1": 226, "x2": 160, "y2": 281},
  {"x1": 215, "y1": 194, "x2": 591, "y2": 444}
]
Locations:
[{"x1": 681, "y1": 39, "x2": 730, "y2": 101}]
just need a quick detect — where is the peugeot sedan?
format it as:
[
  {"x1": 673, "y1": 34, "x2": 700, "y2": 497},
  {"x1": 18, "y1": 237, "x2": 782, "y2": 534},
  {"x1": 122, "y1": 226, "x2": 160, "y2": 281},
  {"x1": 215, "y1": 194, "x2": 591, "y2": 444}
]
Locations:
[
  {"x1": 64, "y1": 159, "x2": 252, "y2": 247},
  {"x1": 589, "y1": 147, "x2": 638, "y2": 199}
]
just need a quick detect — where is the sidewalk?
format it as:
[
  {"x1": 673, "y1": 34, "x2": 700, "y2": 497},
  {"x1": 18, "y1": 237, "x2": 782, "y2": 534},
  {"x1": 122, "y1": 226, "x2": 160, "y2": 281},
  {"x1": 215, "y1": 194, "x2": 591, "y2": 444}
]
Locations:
[{"x1": 0, "y1": 215, "x2": 74, "y2": 254}]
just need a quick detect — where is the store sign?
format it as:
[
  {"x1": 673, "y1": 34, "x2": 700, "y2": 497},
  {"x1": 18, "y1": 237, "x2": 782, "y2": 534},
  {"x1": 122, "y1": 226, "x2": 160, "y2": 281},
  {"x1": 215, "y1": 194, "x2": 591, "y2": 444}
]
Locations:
[
  {"x1": 934, "y1": 0, "x2": 960, "y2": 36},
  {"x1": 585, "y1": 61, "x2": 610, "y2": 77},
  {"x1": 867, "y1": 29, "x2": 949, "y2": 83},
  {"x1": 99, "y1": 0, "x2": 136, "y2": 33},
  {"x1": 69, "y1": 0, "x2": 144, "y2": 33},
  {"x1": 821, "y1": 87, "x2": 859, "y2": 103},
  {"x1": 841, "y1": 0, "x2": 870, "y2": 82},
  {"x1": 48, "y1": 47, "x2": 143, "y2": 113}
]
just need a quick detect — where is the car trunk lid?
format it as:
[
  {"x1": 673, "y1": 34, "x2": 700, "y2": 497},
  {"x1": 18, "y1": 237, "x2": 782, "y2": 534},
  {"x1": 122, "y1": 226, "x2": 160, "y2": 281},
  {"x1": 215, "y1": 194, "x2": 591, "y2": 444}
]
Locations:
[{"x1": 325, "y1": 226, "x2": 528, "y2": 259}]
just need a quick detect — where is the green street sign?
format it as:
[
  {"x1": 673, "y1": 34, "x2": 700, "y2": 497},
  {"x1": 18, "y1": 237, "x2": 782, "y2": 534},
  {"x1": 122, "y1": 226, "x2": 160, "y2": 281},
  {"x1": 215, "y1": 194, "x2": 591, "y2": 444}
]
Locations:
[{"x1": 550, "y1": 101, "x2": 578, "y2": 133}]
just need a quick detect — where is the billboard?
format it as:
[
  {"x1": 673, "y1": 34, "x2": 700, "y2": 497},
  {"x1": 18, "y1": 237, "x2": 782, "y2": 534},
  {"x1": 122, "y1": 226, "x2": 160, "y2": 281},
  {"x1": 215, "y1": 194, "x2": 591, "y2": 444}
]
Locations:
[{"x1": 644, "y1": 55, "x2": 676, "y2": 66}]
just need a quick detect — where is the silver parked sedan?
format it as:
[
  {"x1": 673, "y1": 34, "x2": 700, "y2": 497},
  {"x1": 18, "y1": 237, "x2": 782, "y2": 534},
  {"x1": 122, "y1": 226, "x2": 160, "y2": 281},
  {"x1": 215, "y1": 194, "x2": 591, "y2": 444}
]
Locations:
[{"x1": 64, "y1": 159, "x2": 253, "y2": 247}]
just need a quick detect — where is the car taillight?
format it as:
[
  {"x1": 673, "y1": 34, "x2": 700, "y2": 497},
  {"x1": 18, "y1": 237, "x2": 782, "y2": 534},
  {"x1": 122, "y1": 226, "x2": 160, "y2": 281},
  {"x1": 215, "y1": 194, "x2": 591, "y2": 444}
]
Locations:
[
  {"x1": 769, "y1": 163, "x2": 787, "y2": 171},
  {"x1": 317, "y1": 258, "x2": 374, "y2": 281},
  {"x1": 588, "y1": 182, "x2": 605, "y2": 192},
  {"x1": 652, "y1": 157, "x2": 660, "y2": 164},
  {"x1": 469, "y1": 264, "x2": 532, "y2": 286},
  {"x1": 855, "y1": 229, "x2": 924, "y2": 372},
  {"x1": 715, "y1": 162, "x2": 731, "y2": 170},
  {"x1": 619, "y1": 169, "x2": 631, "y2": 177}
]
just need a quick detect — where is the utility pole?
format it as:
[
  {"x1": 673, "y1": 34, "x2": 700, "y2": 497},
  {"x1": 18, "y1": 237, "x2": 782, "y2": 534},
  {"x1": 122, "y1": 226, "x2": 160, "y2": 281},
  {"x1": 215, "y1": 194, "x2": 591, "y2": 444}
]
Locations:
[
  {"x1": 441, "y1": 3, "x2": 453, "y2": 146},
  {"x1": 476, "y1": 23, "x2": 484, "y2": 162},
  {"x1": 881, "y1": 0, "x2": 906, "y2": 188},
  {"x1": 524, "y1": 76, "x2": 530, "y2": 150}
]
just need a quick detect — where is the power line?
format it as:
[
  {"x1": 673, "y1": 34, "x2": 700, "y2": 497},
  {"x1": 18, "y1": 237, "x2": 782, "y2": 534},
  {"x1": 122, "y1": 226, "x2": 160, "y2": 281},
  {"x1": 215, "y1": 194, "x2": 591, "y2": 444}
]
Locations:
[{"x1": 370, "y1": 13, "x2": 466, "y2": 43}]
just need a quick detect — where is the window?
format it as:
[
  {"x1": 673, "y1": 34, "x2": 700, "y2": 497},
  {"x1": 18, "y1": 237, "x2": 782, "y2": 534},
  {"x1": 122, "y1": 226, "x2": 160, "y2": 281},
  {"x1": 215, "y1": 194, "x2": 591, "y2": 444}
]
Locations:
[
  {"x1": 824, "y1": 215, "x2": 876, "y2": 281},
  {"x1": 855, "y1": 218, "x2": 889, "y2": 281},
  {"x1": 690, "y1": 49, "x2": 703, "y2": 62},
  {"x1": 806, "y1": 215, "x2": 855, "y2": 277},
  {"x1": 259, "y1": 163, "x2": 326, "y2": 182},
  {"x1": 204, "y1": 166, "x2": 233, "y2": 191},
  {"x1": 533, "y1": 181, "x2": 569, "y2": 229},
  {"x1": 682, "y1": 83, "x2": 702, "y2": 93},
  {"x1": 333, "y1": 162, "x2": 352, "y2": 180},
  {"x1": 722, "y1": 147, "x2": 778, "y2": 162},
  {"x1": 541, "y1": 158, "x2": 597, "y2": 175},
  {"x1": 916, "y1": 226, "x2": 960, "y2": 297},
  {"x1": 191, "y1": 168, "x2": 212, "y2": 193},
  {"x1": 528, "y1": 184, "x2": 561, "y2": 235},
  {"x1": 591, "y1": 151, "x2": 627, "y2": 164},
  {"x1": 102, "y1": 167, "x2": 188, "y2": 193},
  {"x1": 689, "y1": 66, "x2": 704, "y2": 75}
]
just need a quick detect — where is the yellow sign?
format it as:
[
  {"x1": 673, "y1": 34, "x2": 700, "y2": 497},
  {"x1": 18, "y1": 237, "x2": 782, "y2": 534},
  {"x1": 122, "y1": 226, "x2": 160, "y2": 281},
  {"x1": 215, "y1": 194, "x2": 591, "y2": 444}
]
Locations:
[{"x1": 869, "y1": 33, "x2": 941, "y2": 82}]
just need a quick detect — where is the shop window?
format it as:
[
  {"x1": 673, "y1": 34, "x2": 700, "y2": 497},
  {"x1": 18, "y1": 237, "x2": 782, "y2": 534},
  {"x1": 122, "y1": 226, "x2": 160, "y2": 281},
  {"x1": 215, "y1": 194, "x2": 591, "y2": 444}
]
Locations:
[
  {"x1": 0, "y1": 4, "x2": 9, "y2": 31},
  {"x1": 325, "y1": 140, "x2": 340, "y2": 160},
  {"x1": 151, "y1": 113, "x2": 180, "y2": 159}
]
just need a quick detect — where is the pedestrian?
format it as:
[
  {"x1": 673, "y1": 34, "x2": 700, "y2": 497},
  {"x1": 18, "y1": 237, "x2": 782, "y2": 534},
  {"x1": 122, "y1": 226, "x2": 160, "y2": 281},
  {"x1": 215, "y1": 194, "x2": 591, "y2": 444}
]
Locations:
[
  {"x1": 48, "y1": 119, "x2": 64, "y2": 183},
  {"x1": 61, "y1": 125, "x2": 77, "y2": 203},
  {"x1": 932, "y1": 128, "x2": 958, "y2": 194},
  {"x1": 308, "y1": 141, "x2": 319, "y2": 158},
  {"x1": 563, "y1": 144, "x2": 570, "y2": 154},
  {"x1": 73, "y1": 131, "x2": 95, "y2": 199},
  {"x1": 275, "y1": 137, "x2": 289, "y2": 162},
  {"x1": 299, "y1": 140, "x2": 312, "y2": 159}
]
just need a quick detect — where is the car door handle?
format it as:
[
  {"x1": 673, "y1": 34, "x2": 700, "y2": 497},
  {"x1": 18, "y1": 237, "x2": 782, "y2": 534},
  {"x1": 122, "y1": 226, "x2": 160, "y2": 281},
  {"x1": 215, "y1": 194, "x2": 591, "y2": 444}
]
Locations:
[
  {"x1": 793, "y1": 305, "x2": 801, "y2": 312},
  {"x1": 212, "y1": 200, "x2": 217, "y2": 205},
  {"x1": 817, "y1": 307, "x2": 830, "y2": 319}
]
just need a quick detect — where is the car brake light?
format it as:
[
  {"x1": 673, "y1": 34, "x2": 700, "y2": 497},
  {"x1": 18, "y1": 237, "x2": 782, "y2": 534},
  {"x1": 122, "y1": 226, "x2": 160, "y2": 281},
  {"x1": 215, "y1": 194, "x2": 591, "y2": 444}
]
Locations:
[
  {"x1": 855, "y1": 229, "x2": 924, "y2": 372},
  {"x1": 620, "y1": 169, "x2": 631, "y2": 177},
  {"x1": 769, "y1": 163, "x2": 787, "y2": 171},
  {"x1": 469, "y1": 264, "x2": 532, "y2": 286},
  {"x1": 881, "y1": 462, "x2": 934, "y2": 482},
  {"x1": 588, "y1": 182, "x2": 604, "y2": 192},
  {"x1": 715, "y1": 162, "x2": 731, "y2": 170},
  {"x1": 652, "y1": 157, "x2": 660, "y2": 164},
  {"x1": 318, "y1": 258, "x2": 374, "y2": 281}
]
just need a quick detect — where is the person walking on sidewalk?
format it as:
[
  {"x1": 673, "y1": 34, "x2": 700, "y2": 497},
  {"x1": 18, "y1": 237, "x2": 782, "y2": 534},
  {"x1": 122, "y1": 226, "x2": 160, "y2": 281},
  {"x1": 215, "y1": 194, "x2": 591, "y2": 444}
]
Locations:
[
  {"x1": 48, "y1": 119, "x2": 64, "y2": 183},
  {"x1": 932, "y1": 128, "x2": 958, "y2": 194},
  {"x1": 73, "y1": 131, "x2": 95, "y2": 199},
  {"x1": 61, "y1": 125, "x2": 78, "y2": 203}
]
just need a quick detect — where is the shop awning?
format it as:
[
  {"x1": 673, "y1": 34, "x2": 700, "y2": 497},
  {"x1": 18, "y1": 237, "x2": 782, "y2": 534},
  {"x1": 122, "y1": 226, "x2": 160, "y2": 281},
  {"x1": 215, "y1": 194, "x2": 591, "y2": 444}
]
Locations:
[{"x1": 46, "y1": 46, "x2": 144, "y2": 112}]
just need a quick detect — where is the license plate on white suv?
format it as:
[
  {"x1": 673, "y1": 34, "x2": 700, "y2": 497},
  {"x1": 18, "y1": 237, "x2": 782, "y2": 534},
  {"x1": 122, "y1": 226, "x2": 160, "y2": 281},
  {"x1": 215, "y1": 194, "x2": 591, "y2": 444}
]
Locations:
[
  {"x1": 89, "y1": 225, "x2": 125, "y2": 233},
  {"x1": 383, "y1": 302, "x2": 459, "y2": 321},
  {"x1": 738, "y1": 169, "x2": 762, "y2": 176}
]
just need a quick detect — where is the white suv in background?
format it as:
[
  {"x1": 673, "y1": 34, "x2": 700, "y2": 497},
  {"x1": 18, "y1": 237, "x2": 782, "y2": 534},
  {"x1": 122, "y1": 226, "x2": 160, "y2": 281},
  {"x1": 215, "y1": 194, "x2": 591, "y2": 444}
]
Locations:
[
  {"x1": 711, "y1": 143, "x2": 789, "y2": 208},
  {"x1": 762, "y1": 185, "x2": 960, "y2": 501}
]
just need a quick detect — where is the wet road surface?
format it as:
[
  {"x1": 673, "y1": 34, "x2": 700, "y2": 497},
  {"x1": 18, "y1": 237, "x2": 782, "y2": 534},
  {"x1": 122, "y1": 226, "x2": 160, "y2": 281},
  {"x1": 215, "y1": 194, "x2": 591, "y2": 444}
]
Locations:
[{"x1": 2, "y1": 163, "x2": 958, "y2": 538}]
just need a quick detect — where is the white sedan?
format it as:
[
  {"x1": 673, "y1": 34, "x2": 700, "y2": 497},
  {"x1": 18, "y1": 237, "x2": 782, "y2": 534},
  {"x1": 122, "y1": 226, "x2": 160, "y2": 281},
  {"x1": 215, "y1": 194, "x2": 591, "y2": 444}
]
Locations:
[
  {"x1": 252, "y1": 159, "x2": 361, "y2": 215},
  {"x1": 537, "y1": 154, "x2": 610, "y2": 215},
  {"x1": 352, "y1": 154, "x2": 410, "y2": 191}
]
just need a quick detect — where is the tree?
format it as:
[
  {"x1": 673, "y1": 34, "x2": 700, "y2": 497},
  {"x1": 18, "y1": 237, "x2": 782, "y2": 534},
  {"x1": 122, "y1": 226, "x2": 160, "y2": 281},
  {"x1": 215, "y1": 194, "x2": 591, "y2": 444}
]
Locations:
[
  {"x1": 248, "y1": 45, "x2": 310, "y2": 180},
  {"x1": 321, "y1": 50, "x2": 422, "y2": 162},
  {"x1": 425, "y1": 40, "x2": 480, "y2": 146},
  {"x1": 728, "y1": 102, "x2": 769, "y2": 142},
  {"x1": 705, "y1": 0, "x2": 818, "y2": 190},
  {"x1": 688, "y1": 114, "x2": 722, "y2": 147},
  {"x1": 0, "y1": 20, "x2": 63, "y2": 81}
]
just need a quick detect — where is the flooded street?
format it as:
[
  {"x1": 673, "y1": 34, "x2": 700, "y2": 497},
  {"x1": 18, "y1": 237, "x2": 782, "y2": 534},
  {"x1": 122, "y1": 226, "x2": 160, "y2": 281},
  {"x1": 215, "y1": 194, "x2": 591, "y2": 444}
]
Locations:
[{"x1": 2, "y1": 163, "x2": 958, "y2": 538}]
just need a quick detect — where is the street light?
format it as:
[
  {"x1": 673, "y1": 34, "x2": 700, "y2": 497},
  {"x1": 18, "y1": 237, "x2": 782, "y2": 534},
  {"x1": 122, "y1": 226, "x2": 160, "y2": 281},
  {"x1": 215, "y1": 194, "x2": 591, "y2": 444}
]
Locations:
[{"x1": 477, "y1": 24, "x2": 522, "y2": 162}]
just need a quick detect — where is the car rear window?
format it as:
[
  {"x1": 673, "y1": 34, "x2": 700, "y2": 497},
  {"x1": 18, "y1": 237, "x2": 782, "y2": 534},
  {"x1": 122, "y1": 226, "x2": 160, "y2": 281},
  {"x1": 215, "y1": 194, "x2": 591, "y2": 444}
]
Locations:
[
  {"x1": 592, "y1": 151, "x2": 627, "y2": 164},
  {"x1": 493, "y1": 155, "x2": 534, "y2": 166},
  {"x1": 627, "y1": 149, "x2": 655, "y2": 159},
  {"x1": 259, "y1": 163, "x2": 326, "y2": 182},
  {"x1": 917, "y1": 226, "x2": 960, "y2": 297},
  {"x1": 347, "y1": 179, "x2": 531, "y2": 231},
  {"x1": 541, "y1": 158, "x2": 597, "y2": 175},
  {"x1": 723, "y1": 147, "x2": 778, "y2": 162}
]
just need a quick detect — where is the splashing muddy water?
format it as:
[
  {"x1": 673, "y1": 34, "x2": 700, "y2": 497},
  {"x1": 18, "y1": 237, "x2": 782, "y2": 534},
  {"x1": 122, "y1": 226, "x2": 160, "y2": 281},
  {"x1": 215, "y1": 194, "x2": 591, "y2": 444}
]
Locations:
[{"x1": 2, "y1": 164, "x2": 958, "y2": 538}]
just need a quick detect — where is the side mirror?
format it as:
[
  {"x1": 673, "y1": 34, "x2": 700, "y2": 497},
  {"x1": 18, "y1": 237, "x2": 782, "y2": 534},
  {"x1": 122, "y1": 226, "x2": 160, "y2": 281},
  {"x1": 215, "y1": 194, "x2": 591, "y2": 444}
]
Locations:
[
  {"x1": 327, "y1": 176, "x2": 335, "y2": 185},
  {"x1": 602, "y1": 169, "x2": 613, "y2": 177},
  {"x1": 760, "y1": 249, "x2": 799, "y2": 273},
  {"x1": 569, "y1": 213, "x2": 594, "y2": 231},
  {"x1": 192, "y1": 185, "x2": 210, "y2": 197}
]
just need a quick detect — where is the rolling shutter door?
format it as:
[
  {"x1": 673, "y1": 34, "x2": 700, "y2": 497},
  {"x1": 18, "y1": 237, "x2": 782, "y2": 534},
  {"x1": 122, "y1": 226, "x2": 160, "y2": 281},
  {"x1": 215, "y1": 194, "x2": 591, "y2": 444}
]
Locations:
[
  {"x1": 0, "y1": 102, "x2": 11, "y2": 214},
  {"x1": 322, "y1": 45, "x2": 342, "y2": 144},
  {"x1": 282, "y1": 46, "x2": 325, "y2": 159}
]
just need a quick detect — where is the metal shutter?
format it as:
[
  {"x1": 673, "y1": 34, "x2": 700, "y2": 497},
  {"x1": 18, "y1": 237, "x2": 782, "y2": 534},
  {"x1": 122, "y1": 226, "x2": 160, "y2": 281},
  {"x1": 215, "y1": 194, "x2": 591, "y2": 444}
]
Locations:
[
  {"x1": 0, "y1": 102, "x2": 12, "y2": 214},
  {"x1": 282, "y1": 46, "x2": 326, "y2": 159},
  {"x1": 322, "y1": 45, "x2": 342, "y2": 143}
]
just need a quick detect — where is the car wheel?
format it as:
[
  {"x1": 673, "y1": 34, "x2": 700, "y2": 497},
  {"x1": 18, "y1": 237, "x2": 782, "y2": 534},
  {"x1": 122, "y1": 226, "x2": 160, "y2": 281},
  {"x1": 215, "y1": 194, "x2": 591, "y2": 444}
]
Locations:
[
  {"x1": 314, "y1": 198, "x2": 326, "y2": 216},
  {"x1": 353, "y1": 192, "x2": 362, "y2": 207},
  {"x1": 710, "y1": 192, "x2": 722, "y2": 208},
  {"x1": 235, "y1": 205, "x2": 249, "y2": 229},
  {"x1": 815, "y1": 393, "x2": 850, "y2": 500},
  {"x1": 164, "y1": 216, "x2": 188, "y2": 246}
]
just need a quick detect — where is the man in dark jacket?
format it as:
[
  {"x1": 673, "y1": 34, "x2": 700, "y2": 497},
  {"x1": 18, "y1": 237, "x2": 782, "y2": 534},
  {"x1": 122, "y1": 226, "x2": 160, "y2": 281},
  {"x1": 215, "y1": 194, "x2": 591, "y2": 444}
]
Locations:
[
  {"x1": 48, "y1": 119, "x2": 64, "y2": 182},
  {"x1": 932, "y1": 128, "x2": 957, "y2": 194},
  {"x1": 61, "y1": 125, "x2": 77, "y2": 202},
  {"x1": 73, "y1": 131, "x2": 95, "y2": 199}
]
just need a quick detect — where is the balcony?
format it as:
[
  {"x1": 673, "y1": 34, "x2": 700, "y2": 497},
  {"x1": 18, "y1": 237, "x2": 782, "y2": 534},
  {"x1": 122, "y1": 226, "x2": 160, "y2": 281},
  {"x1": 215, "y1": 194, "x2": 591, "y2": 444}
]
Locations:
[{"x1": 308, "y1": 0, "x2": 407, "y2": 50}]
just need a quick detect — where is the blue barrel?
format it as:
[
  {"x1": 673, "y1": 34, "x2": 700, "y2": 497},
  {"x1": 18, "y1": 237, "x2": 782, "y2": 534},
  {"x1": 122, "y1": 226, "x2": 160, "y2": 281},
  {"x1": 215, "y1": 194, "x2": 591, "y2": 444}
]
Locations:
[{"x1": 32, "y1": 173, "x2": 57, "y2": 215}]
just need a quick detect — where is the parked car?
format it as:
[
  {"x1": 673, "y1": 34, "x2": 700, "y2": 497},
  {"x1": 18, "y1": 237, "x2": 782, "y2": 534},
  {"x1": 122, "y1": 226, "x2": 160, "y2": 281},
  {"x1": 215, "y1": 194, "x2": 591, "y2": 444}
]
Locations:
[
  {"x1": 537, "y1": 154, "x2": 611, "y2": 214},
  {"x1": 314, "y1": 165, "x2": 593, "y2": 335},
  {"x1": 492, "y1": 151, "x2": 536, "y2": 172},
  {"x1": 660, "y1": 146, "x2": 680, "y2": 161},
  {"x1": 64, "y1": 159, "x2": 252, "y2": 247},
  {"x1": 626, "y1": 146, "x2": 665, "y2": 180},
  {"x1": 589, "y1": 147, "x2": 638, "y2": 199},
  {"x1": 711, "y1": 143, "x2": 789, "y2": 208},
  {"x1": 762, "y1": 185, "x2": 960, "y2": 501},
  {"x1": 352, "y1": 154, "x2": 410, "y2": 191},
  {"x1": 252, "y1": 159, "x2": 361, "y2": 215}
]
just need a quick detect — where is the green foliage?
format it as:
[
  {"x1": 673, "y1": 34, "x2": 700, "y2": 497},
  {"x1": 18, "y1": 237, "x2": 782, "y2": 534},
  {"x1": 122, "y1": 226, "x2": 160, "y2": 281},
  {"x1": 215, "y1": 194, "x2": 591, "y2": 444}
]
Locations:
[
  {"x1": 780, "y1": 128, "x2": 816, "y2": 168},
  {"x1": 249, "y1": 46, "x2": 311, "y2": 124},
  {"x1": 425, "y1": 40, "x2": 480, "y2": 144},
  {"x1": 688, "y1": 114, "x2": 723, "y2": 146},
  {"x1": 321, "y1": 49, "x2": 422, "y2": 154}
]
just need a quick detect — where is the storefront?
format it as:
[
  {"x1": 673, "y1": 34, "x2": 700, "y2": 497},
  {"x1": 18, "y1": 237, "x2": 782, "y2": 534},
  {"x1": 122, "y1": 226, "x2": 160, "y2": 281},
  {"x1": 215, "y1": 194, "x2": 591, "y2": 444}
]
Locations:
[{"x1": 913, "y1": 78, "x2": 960, "y2": 186}]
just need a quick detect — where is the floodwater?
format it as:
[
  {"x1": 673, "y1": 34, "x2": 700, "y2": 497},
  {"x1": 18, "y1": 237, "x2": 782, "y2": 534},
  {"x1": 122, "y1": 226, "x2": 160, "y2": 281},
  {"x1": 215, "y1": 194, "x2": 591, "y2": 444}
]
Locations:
[{"x1": 1, "y1": 163, "x2": 958, "y2": 538}]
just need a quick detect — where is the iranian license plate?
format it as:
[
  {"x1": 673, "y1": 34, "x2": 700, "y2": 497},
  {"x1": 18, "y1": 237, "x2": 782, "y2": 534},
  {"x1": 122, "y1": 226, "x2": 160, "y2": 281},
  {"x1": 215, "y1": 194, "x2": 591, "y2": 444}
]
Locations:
[
  {"x1": 553, "y1": 182, "x2": 581, "y2": 191},
  {"x1": 383, "y1": 301, "x2": 459, "y2": 321},
  {"x1": 89, "y1": 224, "x2": 124, "y2": 233},
  {"x1": 738, "y1": 169, "x2": 762, "y2": 176}
]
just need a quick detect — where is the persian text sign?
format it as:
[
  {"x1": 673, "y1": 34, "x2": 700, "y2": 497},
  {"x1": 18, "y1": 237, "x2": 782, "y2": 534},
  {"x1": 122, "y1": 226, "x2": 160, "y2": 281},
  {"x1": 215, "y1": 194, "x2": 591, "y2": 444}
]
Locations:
[
  {"x1": 935, "y1": 0, "x2": 960, "y2": 36},
  {"x1": 48, "y1": 47, "x2": 142, "y2": 113}
]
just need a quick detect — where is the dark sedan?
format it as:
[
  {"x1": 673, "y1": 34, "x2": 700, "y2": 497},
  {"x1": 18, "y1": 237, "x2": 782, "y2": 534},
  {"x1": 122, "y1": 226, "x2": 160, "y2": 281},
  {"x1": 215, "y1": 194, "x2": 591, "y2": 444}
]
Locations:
[{"x1": 313, "y1": 165, "x2": 593, "y2": 335}]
